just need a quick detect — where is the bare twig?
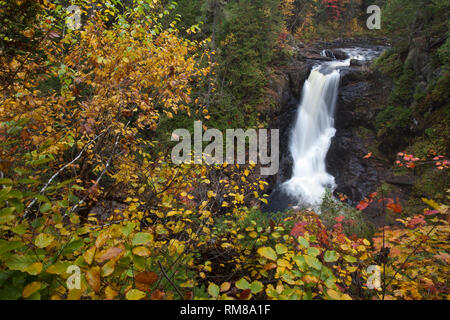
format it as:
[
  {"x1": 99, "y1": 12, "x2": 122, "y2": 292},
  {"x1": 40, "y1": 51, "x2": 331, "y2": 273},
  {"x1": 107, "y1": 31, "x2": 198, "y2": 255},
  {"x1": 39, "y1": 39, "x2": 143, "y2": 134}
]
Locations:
[
  {"x1": 22, "y1": 133, "x2": 104, "y2": 220},
  {"x1": 67, "y1": 122, "x2": 130, "y2": 216},
  {"x1": 158, "y1": 261, "x2": 184, "y2": 300}
]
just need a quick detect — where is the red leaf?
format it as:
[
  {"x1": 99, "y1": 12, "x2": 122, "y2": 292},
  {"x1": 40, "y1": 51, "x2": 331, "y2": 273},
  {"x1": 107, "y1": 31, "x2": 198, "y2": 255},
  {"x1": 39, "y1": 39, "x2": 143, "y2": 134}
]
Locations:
[
  {"x1": 290, "y1": 221, "x2": 307, "y2": 238},
  {"x1": 356, "y1": 199, "x2": 369, "y2": 211},
  {"x1": 387, "y1": 202, "x2": 403, "y2": 213},
  {"x1": 407, "y1": 215, "x2": 426, "y2": 229},
  {"x1": 238, "y1": 289, "x2": 251, "y2": 300}
]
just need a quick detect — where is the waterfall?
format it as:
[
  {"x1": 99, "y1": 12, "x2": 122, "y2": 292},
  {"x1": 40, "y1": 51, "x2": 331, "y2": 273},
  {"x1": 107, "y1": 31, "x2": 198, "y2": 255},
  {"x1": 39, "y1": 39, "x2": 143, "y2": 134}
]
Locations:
[{"x1": 282, "y1": 57, "x2": 352, "y2": 209}]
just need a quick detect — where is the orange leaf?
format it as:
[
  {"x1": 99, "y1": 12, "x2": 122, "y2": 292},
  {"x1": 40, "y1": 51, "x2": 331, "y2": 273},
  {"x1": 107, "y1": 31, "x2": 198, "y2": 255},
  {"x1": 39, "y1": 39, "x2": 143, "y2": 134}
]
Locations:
[
  {"x1": 356, "y1": 199, "x2": 369, "y2": 211},
  {"x1": 86, "y1": 269, "x2": 101, "y2": 293},
  {"x1": 135, "y1": 271, "x2": 158, "y2": 285},
  {"x1": 95, "y1": 247, "x2": 123, "y2": 263},
  {"x1": 387, "y1": 202, "x2": 402, "y2": 213},
  {"x1": 150, "y1": 289, "x2": 165, "y2": 300},
  {"x1": 363, "y1": 152, "x2": 373, "y2": 159}
]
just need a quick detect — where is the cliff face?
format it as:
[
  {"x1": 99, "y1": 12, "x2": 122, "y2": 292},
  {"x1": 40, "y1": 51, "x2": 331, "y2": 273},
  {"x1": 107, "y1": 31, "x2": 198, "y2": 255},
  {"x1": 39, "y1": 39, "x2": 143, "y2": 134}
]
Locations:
[{"x1": 327, "y1": 66, "x2": 391, "y2": 204}]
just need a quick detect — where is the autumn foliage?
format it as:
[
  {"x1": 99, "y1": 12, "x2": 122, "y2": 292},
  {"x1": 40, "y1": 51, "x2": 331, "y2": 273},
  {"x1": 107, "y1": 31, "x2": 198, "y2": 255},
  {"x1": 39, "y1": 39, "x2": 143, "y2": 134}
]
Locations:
[{"x1": 0, "y1": 0, "x2": 448, "y2": 301}]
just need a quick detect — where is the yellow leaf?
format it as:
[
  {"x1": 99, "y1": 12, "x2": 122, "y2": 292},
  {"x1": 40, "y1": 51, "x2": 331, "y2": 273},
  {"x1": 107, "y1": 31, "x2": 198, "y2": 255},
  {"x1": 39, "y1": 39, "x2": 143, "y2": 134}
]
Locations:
[
  {"x1": 220, "y1": 282, "x2": 231, "y2": 292},
  {"x1": 132, "y1": 246, "x2": 151, "y2": 257},
  {"x1": 126, "y1": 289, "x2": 146, "y2": 300},
  {"x1": 327, "y1": 288, "x2": 341, "y2": 300},
  {"x1": 101, "y1": 260, "x2": 116, "y2": 277},
  {"x1": 275, "y1": 243, "x2": 288, "y2": 255},
  {"x1": 257, "y1": 247, "x2": 277, "y2": 261},
  {"x1": 26, "y1": 262, "x2": 43, "y2": 275},
  {"x1": 105, "y1": 286, "x2": 117, "y2": 300},
  {"x1": 34, "y1": 233, "x2": 54, "y2": 248},
  {"x1": 95, "y1": 230, "x2": 110, "y2": 248},
  {"x1": 23, "y1": 281, "x2": 41, "y2": 298},
  {"x1": 83, "y1": 246, "x2": 96, "y2": 265},
  {"x1": 67, "y1": 289, "x2": 82, "y2": 300}
]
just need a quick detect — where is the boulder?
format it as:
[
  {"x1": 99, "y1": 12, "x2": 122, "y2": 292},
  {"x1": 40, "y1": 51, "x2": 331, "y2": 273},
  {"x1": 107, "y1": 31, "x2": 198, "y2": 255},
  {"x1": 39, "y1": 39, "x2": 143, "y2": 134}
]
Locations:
[{"x1": 331, "y1": 49, "x2": 350, "y2": 60}]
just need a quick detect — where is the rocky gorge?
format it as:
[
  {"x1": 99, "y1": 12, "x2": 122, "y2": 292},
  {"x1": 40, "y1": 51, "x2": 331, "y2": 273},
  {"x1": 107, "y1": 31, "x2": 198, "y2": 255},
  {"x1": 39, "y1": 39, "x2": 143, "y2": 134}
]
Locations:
[{"x1": 262, "y1": 38, "x2": 419, "y2": 226}]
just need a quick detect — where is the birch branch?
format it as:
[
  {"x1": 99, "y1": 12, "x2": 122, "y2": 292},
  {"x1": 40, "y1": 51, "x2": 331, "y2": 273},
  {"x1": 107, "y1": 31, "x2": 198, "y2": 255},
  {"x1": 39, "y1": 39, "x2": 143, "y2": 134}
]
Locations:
[{"x1": 22, "y1": 133, "x2": 104, "y2": 219}]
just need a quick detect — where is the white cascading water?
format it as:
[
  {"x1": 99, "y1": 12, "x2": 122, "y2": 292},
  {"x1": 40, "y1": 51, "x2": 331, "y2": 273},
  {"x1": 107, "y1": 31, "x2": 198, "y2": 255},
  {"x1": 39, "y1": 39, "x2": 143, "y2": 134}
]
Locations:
[{"x1": 282, "y1": 50, "x2": 362, "y2": 209}]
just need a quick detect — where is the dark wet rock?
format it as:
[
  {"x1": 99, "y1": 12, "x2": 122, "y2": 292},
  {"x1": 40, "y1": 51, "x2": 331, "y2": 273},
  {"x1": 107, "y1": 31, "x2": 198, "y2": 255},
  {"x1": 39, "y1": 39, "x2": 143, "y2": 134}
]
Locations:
[
  {"x1": 322, "y1": 49, "x2": 336, "y2": 59},
  {"x1": 326, "y1": 128, "x2": 381, "y2": 204},
  {"x1": 262, "y1": 185, "x2": 299, "y2": 214},
  {"x1": 326, "y1": 66, "x2": 390, "y2": 204},
  {"x1": 331, "y1": 49, "x2": 350, "y2": 60},
  {"x1": 264, "y1": 53, "x2": 315, "y2": 198},
  {"x1": 350, "y1": 59, "x2": 369, "y2": 66},
  {"x1": 385, "y1": 175, "x2": 416, "y2": 186}
]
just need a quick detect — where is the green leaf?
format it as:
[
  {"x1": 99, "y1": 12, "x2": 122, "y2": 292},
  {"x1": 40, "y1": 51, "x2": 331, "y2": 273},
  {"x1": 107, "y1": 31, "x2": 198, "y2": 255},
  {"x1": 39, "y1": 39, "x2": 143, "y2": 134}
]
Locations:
[
  {"x1": 275, "y1": 243, "x2": 288, "y2": 255},
  {"x1": 324, "y1": 250, "x2": 338, "y2": 262},
  {"x1": 61, "y1": 240, "x2": 84, "y2": 255},
  {"x1": 35, "y1": 233, "x2": 55, "y2": 248},
  {"x1": 343, "y1": 255, "x2": 357, "y2": 263},
  {"x1": 257, "y1": 246, "x2": 277, "y2": 261},
  {"x1": 250, "y1": 281, "x2": 263, "y2": 294},
  {"x1": 7, "y1": 189, "x2": 22, "y2": 199},
  {"x1": 12, "y1": 223, "x2": 27, "y2": 235},
  {"x1": 17, "y1": 178, "x2": 39, "y2": 184},
  {"x1": 235, "y1": 278, "x2": 250, "y2": 290},
  {"x1": 208, "y1": 283, "x2": 220, "y2": 298},
  {"x1": 46, "y1": 261, "x2": 73, "y2": 275},
  {"x1": 293, "y1": 255, "x2": 306, "y2": 269},
  {"x1": 6, "y1": 254, "x2": 37, "y2": 272},
  {"x1": 0, "y1": 214, "x2": 15, "y2": 224},
  {"x1": 121, "y1": 222, "x2": 135, "y2": 237},
  {"x1": 0, "y1": 240, "x2": 23, "y2": 255},
  {"x1": 39, "y1": 202, "x2": 51, "y2": 213},
  {"x1": 0, "y1": 178, "x2": 13, "y2": 185},
  {"x1": 131, "y1": 232, "x2": 153, "y2": 246},
  {"x1": 0, "y1": 186, "x2": 11, "y2": 200},
  {"x1": 307, "y1": 247, "x2": 320, "y2": 257},
  {"x1": 304, "y1": 255, "x2": 322, "y2": 271},
  {"x1": 297, "y1": 236, "x2": 309, "y2": 248}
]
